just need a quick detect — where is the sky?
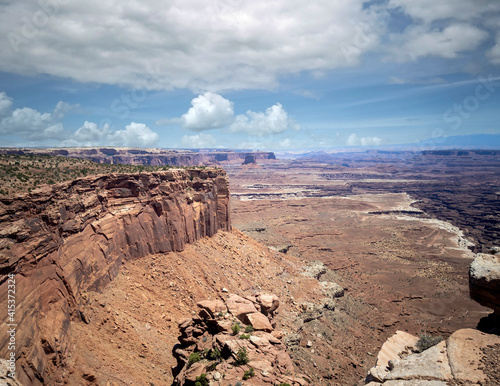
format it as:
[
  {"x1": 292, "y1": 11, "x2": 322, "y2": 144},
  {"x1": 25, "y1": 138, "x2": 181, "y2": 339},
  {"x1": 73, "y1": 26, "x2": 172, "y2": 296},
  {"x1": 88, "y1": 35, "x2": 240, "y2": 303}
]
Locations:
[{"x1": 0, "y1": 0, "x2": 500, "y2": 151}]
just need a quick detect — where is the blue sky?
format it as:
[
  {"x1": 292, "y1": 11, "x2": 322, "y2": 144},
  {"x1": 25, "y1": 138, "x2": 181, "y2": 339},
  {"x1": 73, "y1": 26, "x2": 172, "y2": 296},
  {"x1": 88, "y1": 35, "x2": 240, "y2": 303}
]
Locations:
[{"x1": 0, "y1": 0, "x2": 499, "y2": 150}]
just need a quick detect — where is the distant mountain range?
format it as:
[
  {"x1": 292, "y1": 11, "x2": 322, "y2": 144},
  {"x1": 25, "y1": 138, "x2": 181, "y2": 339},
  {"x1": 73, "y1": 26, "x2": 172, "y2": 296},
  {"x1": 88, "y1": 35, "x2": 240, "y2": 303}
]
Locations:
[{"x1": 398, "y1": 133, "x2": 500, "y2": 150}]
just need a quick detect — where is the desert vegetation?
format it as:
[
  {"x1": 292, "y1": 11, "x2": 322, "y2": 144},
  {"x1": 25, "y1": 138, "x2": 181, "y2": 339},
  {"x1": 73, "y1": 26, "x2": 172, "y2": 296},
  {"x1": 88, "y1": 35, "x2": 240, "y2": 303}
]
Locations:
[{"x1": 0, "y1": 154, "x2": 211, "y2": 197}]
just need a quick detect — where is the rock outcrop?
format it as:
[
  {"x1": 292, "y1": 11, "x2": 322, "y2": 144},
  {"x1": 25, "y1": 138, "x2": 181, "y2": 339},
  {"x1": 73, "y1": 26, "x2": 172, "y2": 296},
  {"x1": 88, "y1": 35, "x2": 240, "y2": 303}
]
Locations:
[
  {"x1": 366, "y1": 329, "x2": 500, "y2": 385},
  {"x1": 469, "y1": 253, "x2": 500, "y2": 315},
  {"x1": 0, "y1": 168, "x2": 231, "y2": 385},
  {"x1": 173, "y1": 294, "x2": 308, "y2": 385}
]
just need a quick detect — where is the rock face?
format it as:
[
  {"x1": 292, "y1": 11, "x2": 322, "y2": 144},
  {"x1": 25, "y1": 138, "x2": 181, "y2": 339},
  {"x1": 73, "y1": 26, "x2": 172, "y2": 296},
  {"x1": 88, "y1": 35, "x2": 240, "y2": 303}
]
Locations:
[
  {"x1": 0, "y1": 168, "x2": 231, "y2": 385},
  {"x1": 366, "y1": 329, "x2": 500, "y2": 385},
  {"x1": 469, "y1": 253, "x2": 500, "y2": 314},
  {"x1": 173, "y1": 294, "x2": 308, "y2": 385},
  {"x1": 0, "y1": 148, "x2": 276, "y2": 166}
]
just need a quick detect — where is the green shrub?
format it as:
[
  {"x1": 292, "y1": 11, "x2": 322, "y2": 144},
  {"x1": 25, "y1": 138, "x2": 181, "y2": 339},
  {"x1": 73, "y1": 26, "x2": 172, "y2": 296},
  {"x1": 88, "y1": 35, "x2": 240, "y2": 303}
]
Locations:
[
  {"x1": 208, "y1": 347, "x2": 221, "y2": 361},
  {"x1": 232, "y1": 323, "x2": 240, "y2": 335},
  {"x1": 244, "y1": 325, "x2": 254, "y2": 333},
  {"x1": 243, "y1": 367, "x2": 255, "y2": 380},
  {"x1": 279, "y1": 383, "x2": 291, "y2": 386},
  {"x1": 235, "y1": 347, "x2": 249, "y2": 365},
  {"x1": 239, "y1": 334, "x2": 251, "y2": 340},
  {"x1": 188, "y1": 352, "x2": 202, "y2": 366},
  {"x1": 195, "y1": 373, "x2": 209, "y2": 386},
  {"x1": 415, "y1": 333, "x2": 443, "y2": 353}
]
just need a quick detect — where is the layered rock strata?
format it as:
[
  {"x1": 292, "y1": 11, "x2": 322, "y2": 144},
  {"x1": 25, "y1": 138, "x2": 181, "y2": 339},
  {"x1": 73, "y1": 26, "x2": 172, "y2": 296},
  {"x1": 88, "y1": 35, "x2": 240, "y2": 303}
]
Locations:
[
  {"x1": 0, "y1": 168, "x2": 231, "y2": 385},
  {"x1": 0, "y1": 148, "x2": 276, "y2": 166},
  {"x1": 173, "y1": 294, "x2": 308, "y2": 385}
]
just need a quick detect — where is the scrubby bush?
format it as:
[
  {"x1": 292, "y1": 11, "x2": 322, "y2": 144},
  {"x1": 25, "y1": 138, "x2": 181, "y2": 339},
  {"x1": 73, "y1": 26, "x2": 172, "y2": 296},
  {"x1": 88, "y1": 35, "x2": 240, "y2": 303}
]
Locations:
[
  {"x1": 208, "y1": 347, "x2": 221, "y2": 361},
  {"x1": 239, "y1": 334, "x2": 251, "y2": 340},
  {"x1": 415, "y1": 333, "x2": 443, "y2": 353},
  {"x1": 195, "y1": 373, "x2": 209, "y2": 386},
  {"x1": 235, "y1": 347, "x2": 249, "y2": 365},
  {"x1": 244, "y1": 325, "x2": 254, "y2": 333},
  {"x1": 243, "y1": 367, "x2": 255, "y2": 380},
  {"x1": 188, "y1": 352, "x2": 202, "y2": 366},
  {"x1": 231, "y1": 323, "x2": 240, "y2": 335}
]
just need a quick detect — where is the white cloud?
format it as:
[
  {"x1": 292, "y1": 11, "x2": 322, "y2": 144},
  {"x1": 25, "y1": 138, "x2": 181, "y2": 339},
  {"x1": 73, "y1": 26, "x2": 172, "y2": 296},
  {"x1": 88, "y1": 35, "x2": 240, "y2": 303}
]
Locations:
[
  {"x1": 390, "y1": 24, "x2": 488, "y2": 61},
  {"x1": 388, "y1": 0, "x2": 500, "y2": 25},
  {"x1": 0, "y1": 97, "x2": 74, "y2": 141},
  {"x1": 389, "y1": 76, "x2": 447, "y2": 85},
  {"x1": 181, "y1": 133, "x2": 217, "y2": 148},
  {"x1": 347, "y1": 133, "x2": 381, "y2": 146},
  {"x1": 0, "y1": 0, "x2": 388, "y2": 91},
  {"x1": 69, "y1": 121, "x2": 159, "y2": 147},
  {"x1": 181, "y1": 92, "x2": 234, "y2": 131},
  {"x1": 488, "y1": 33, "x2": 500, "y2": 64},
  {"x1": 230, "y1": 103, "x2": 300, "y2": 136},
  {"x1": 73, "y1": 121, "x2": 110, "y2": 144},
  {"x1": 163, "y1": 94, "x2": 301, "y2": 137},
  {"x1": 112, "y1": 122, "x2": 159, "y2": 147},
  {"x1": 0, "y1": 91, "x2": 159, "y2": 147},
  {"x1": 0, "y1": 92, "x2": 13, "y2": 116}
]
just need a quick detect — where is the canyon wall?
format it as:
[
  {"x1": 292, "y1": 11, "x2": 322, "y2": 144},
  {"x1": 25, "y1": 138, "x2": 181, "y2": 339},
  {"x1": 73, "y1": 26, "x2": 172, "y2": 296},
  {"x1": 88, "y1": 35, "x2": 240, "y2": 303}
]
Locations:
[
  {"x1": 0, "y1": 168, "x2": 231, "y2": 385},
  {"x1": 0, "y1": 148, "x2": 277, "y2": 166}
]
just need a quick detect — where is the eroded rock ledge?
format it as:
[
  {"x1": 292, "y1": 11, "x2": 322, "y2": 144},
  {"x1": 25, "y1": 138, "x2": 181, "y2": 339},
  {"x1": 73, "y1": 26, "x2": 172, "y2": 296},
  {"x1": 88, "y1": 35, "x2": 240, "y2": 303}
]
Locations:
[
  {"x1": 173, "y1": 293, "x2": 309, "y2": 386},
  {"x1": 0, "y1": 168, "x2": 231, "y2": 385}
]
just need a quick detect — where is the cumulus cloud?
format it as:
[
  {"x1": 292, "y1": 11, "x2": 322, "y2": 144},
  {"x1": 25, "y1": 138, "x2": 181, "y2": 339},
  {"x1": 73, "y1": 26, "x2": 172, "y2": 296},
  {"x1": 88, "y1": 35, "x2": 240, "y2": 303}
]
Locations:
[
  {"x1": 230, "y1": 103, "x2": 300, "y2": 136},
  {"x1": 0, "y1": 92, "x2": 13, "y2": 116},
  {"x1": 161, "y1": 93, "x2": 300, "y2": 137},
  {"x1": 181, "y1": 133, "x2": 217, "y2": 148},
  {"x1": 0, "y1": 0, "x2": 388, "y2": 91},
  {"x1": 0, "y1": 91, "x2": 160, "y2": 147},
  {"x1": 0, "y1": 95, "x2": 75, "y2": 141},
  {"x1": 347, "y1": 133, "x2": 381, "y2": 146},
  {"x1": 71, "y1": 121, "x2": 159, "y2": 147},
  {"x1": 181, "y1": 92, "x2": 234, "y2": 131}
]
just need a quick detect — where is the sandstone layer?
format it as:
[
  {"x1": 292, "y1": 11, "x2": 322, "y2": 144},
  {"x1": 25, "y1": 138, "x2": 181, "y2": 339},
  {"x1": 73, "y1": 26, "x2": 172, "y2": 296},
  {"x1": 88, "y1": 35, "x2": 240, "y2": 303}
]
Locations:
[
  {"x1": 366, "y1": 329, "x2": 500, "y2": 385},
  {"x1": 0, "y1": 148, "x2": 276, "y2": 167},
  {"x1": 0, "y1": 168, "x2": 231, "y2": 385}
]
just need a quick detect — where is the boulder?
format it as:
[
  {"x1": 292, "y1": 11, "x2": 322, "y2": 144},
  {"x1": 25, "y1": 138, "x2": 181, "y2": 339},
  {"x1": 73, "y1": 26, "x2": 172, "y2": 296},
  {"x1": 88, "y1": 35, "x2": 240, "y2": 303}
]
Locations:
[
  {"x1": 376, "y1": 331, "x2": 419, "y2": 368},
  {"x1": 247, "y1": 312, "x2": 273, "y2": 332},
  {"x1": 256, "y1": 293, "x2": 280, "y2": 316},
  {"x1": 469, "y1": 253, "x2": 500, "y2": 313},
  {"x1": 385, "y1": 341, "x2": 452, "y2": 382},
  {"x1": 196, "y1": 300, "x2": 227, "y2": 318},
  {"x1": 447, "y1": 328, "x2": 500, "y2": 384},
  {"x1": 226, "y1": 294, "x2": 259, "y2": 323}
]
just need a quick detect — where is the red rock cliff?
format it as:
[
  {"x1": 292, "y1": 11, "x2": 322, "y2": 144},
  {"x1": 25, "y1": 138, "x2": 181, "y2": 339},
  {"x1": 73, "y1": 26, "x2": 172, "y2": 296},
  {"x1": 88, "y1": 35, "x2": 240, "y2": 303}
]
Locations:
[{"x1": 0, "y1": 168, "x2": 230, "y2": 385}]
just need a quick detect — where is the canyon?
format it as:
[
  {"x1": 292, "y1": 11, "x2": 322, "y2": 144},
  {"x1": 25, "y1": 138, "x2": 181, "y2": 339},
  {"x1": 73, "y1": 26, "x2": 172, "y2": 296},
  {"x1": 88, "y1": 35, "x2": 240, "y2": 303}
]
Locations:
[
  {"x1": 0, "y1": 148, "x2": 499, "y2": 385},
  {"x1": 0, "y1": 168, "x2": 230, "y2": 384}
]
